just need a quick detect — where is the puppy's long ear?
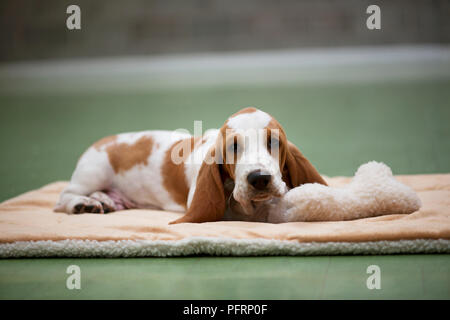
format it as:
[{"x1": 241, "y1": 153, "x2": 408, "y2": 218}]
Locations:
[
  {"x1": 170, "y1": 148, "x2": 226, "y2": 224},
  {"x1": 282, "y1": 141, "x2": 327, "y2": 188}
]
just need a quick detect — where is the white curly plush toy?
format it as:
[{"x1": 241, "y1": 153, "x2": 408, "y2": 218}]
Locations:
[{"x1": 268, "y1": 161, "x2": 422, "y2": 223}]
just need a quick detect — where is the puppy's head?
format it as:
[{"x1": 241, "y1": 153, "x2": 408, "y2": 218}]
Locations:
[{"x1": 170, "y1": 107, "x2": 327, "y2": 223}]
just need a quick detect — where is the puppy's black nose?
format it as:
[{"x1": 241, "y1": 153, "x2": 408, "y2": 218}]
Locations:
[{"x1": 247, "y1": 170, "x2": 272, "y2": 190}]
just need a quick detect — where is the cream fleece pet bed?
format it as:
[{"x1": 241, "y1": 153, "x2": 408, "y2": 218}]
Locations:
[{"x1": 0, "y1": 167, "x2": 449, "y2": 257}]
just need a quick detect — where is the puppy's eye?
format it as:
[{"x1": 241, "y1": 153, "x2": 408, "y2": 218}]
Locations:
[
  {"x1": 267, "y1": 138, "x2": 279, "y2": 153},
  {"x1": 228, "y1": 141, "x2": 241, "y2": 154}
]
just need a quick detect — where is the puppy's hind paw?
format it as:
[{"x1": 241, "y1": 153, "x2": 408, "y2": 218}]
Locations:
[
  {"x1": 89, "y1": 191, "x2": 116, "y2": 213},
  {"x1": 71, "y1": 197, "x2": 104, "y2": 214}
]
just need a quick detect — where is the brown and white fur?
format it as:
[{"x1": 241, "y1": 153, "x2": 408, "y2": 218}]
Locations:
[{"x1": 55, "y1": 107, "x2": 327, "y2": 223}]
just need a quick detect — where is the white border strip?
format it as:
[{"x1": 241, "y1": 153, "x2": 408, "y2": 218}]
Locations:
[{"x1": 0, "y1": 238, "x2": 449, "y2": 258}]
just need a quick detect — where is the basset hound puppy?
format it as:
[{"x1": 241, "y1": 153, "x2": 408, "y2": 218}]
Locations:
[{"x1": 55, "y1": 107, "x2": 327, "y2": 223}]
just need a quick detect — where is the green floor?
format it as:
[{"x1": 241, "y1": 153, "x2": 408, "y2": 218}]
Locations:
[
  {"x1": 0, "y1": 255, "x2": 449, "y2": 299},
  {"x1": 0, "y1": 78, "x2": 449, "y2": 299}
]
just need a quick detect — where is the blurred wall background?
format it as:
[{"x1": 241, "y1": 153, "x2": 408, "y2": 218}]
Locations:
[{"x1": 1, "y1": 0, "x2": 450, "y2": 62}]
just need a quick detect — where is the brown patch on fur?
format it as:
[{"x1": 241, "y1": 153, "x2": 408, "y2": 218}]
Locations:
[
  {"x1": 93, "y1": 135, "x2": 117, "y2": 151},
  {"x1": 161, "y1": 137, "x2": 200, "y2": 207},
  {"x1": 106, "y1": 135, "x2": 154, "y2": 174}
]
